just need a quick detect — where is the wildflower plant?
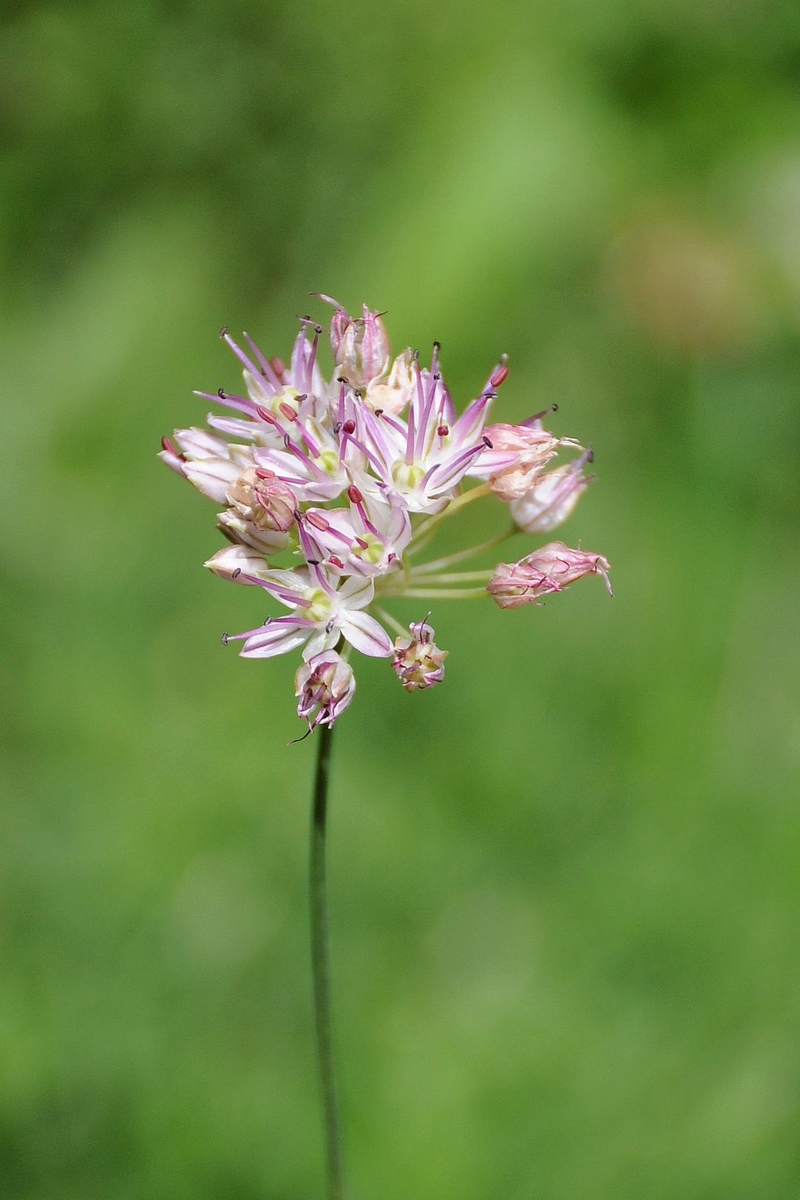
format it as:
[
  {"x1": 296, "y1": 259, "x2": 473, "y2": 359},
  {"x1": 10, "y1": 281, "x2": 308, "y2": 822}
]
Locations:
[{"x1": 161, "y1": 297, "x2": 610, "y2": 1198}]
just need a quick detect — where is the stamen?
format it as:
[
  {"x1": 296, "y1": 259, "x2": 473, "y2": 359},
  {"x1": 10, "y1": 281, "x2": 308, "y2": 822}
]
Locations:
[
  {"x1": 243, "y1": 332, "x2": 282, "y2": 391},
  {"x1": 222, "y1": 331, "x2": 262, "y2": 379}
]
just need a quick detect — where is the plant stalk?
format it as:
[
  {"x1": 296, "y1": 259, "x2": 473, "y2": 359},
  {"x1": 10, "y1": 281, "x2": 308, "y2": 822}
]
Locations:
[{"x1": 310, "y1": 722, "x2": 345, "y2": 1200}]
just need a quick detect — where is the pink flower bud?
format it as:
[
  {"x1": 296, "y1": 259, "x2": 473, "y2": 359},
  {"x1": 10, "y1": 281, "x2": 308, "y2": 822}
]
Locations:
[
  {"x1": 227, "y1": 467, "x2": 297, "y2": 532},
  {"x1": 330, "y1": 302, "x2": 391, "y2": 387},
  {"x1": 295, "y1": 651, "x2": 356, "y2": 730},
  {"x1": 488, "y1": 542, "x2": 612, "y2": 609},
  {"x1": 392, "y1": 620, "x2": 448, "y2": 691},
  {"x1": 509, "y1": 457, "x2": 592, "y2": 533}
]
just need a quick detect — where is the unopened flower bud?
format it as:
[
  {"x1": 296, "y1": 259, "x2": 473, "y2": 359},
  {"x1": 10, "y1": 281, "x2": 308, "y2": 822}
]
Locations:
[
  {"x1": 204, "y1": 545, "x2": 272, "y2": 584},
  {"x1": 392, "y1": 620, "x2": 448, "y2": 691},
  {"x1": 295, "y1": 650, "x2": 356, "y2": 730},
  {"x1": 216, "y1": 510, "x2": 289, "y2": 556},
  {"x1": 365, "y1": 348, "x2": 416, "y2": 416},
  {"x1": 488, "y1": 542, "x2": 612, "y2": 608},
  {"x1": 509, "y1": 457, "x2": 592, "y2": 533},
  {"x1": 227, "y1": 467, "x2": 297, "y2": 532},
  {"x1": 331, "y1": 303, "x2": 391, "y2": 387}
]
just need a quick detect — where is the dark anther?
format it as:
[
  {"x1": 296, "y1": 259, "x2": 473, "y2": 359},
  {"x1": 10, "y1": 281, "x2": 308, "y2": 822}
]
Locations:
[
  {"x1": 221, "y1": 633, "x2": 229, "y2": 645},
  {"x1": 325, "y1": 619, "x2": 336, "y2": 634},
  {"x1": 218, "y1": 388, "x2": 227, "y2": 399},
  {"x1": 483, "y1": 436, "x2": 493, "y2": 448},
  {"x1": 307, "y1": 558, "x2": 320, "y2": 566},
  {"x1": 342, "y1": 419, "x2": 356, "y2": 435},
  {"x1": 551, "y1": 403, "x2": 558, "y2": 413},
  {"x1": 283, "y1": 434, "x2": 291, "y2": 448},
  {"x1": 219, "y1": 326, "x2": 229, "y2": 338},
  {"x1": 315, "y1": 324, "x2": 323, "y2": 335},
  {"x1": 337, "y1": 375, "x2": 349, "y2": 384},
  {"x1": 433, "y1": 340, "x2": 441, "y2": 352},
  {"x1": 333, "y1": 421, "x2": 342, "y2": 434},
  {"x1": 298, "y1": 394, "x2": 308, "y2": 402},
  {"x1": 232, "y1": 568, "x2": 241, "y2": 579},
  {"x1": 294, "y1": 509, "x2": 303, "y2": 522},
  {"x1": 374, "y1": 409, "x2": 384, "y2": 417},
  {"x1": 434, "y1": 373, "x2": 441, "y2": 381},
  {"x1": 586, "y1": 448, "x2": 595, "y2": 463}
]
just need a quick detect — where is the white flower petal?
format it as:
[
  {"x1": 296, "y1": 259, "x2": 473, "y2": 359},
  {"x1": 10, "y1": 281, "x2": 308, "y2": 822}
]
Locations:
[
  {"x1": 340, "y1": 610, "x2": 392, "y2": 657},
  {"x1": 240, "y1": 623, "x2": 309, "y2": 658},
  {"x1": 183, "y1": 459, "x2": 239, "y2": 503}
]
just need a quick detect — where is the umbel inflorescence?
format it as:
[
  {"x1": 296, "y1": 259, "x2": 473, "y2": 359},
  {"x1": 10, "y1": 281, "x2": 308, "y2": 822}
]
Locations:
[{"x1": 160, "y1": 297, "x2": 611, "y2": 731}]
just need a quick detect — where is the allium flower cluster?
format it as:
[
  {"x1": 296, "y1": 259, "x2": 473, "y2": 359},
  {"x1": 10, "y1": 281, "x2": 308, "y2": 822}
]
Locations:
[{"x1": 161, "y1": 298, "x2": 610, "y2": 731}]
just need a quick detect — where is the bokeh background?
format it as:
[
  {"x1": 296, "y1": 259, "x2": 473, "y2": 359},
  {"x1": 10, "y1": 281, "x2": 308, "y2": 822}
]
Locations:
[{"x1": 2, "y1": 1, "x2": 800, "y2": 1197}]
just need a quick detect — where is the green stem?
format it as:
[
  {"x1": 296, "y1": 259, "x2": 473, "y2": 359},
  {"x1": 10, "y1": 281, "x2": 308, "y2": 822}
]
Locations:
[
  {"x1": 409, "y1": 526, "x2": 517, "y2": 575},
  {"x1": 310, "y1": 723, "x2": 345, "y2": 1200},
  {"x1": 403, "y1": 587, "x2": 489, "y2": 599},
  {"x1": 406, "y1": 570, "x2": 492, "y2": 584}
]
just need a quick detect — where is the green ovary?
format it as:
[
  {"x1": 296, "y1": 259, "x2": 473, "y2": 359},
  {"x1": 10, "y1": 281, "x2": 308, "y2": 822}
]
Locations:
[
  {"x1": 353, "y1": 534, "x2": 384, "y2": 565},
  {"x1": 298, "y1": 588, "x2": 334, "y2": 623},
  {"x1": 319, "y1": 448, "x2": 340, "y2": 475},
  {"x1": 391, "y1": 460, "x2": 425, "y2": 492}
]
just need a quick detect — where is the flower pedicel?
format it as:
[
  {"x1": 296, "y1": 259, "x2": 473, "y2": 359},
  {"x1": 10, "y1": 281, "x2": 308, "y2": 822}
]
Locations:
[{"x1": 161, "y1": 298, "x2": 610, "y2": 732}]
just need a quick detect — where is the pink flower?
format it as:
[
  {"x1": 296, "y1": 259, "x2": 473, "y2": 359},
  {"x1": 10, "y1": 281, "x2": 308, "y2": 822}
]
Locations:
[
  {"x1": 488, "y1": 542, "x2": 612, "y2": 608},
  {"x1": 295, "y1": 650, "x2": 356, "y2": 730},
  {"x1": 392, "y1": 620, "x2": 448, "y2": 691},
  {"x1": 223, "y1": 564, "x2": 393, "y2": 660}
]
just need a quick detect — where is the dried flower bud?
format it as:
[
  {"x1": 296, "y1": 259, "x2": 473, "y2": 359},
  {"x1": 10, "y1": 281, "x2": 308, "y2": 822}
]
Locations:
[
  {"x1": 392, "y1": 620, "x2": 448, "y2": 691},
  {"x1": 479, "y1": 422, "x2": 562, "y2": 501},
  {"x1": 227, "y1": 467, "x2": 297, "y2": 532},
  {"x1": 509, "y1": 457, "x2": 592, "y2": 533},
  {"x1": 488, "y1": 542, "x2": 612, "y2": 608},
  {"x1": 295, "y1": 650, "x2": 356, "y2": 730}
]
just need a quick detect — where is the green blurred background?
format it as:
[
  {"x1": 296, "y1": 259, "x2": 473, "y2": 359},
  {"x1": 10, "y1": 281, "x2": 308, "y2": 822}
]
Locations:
[{"x1": 2, "y1": 1, "x2": 800, "y2": 1196}]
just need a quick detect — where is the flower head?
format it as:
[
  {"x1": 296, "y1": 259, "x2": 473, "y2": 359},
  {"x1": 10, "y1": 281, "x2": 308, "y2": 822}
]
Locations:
[{"x1": 161, "y1": 299, "x2": 610, "y2": 731}]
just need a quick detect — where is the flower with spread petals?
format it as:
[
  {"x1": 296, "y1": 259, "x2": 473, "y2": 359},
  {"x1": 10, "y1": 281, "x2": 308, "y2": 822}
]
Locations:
[
  {"x1": 488, "y1": 542, "x2": 612, "y2": 608},
  {"x1": 300, "y1": 486, "x2": 411, "y2": 578},
  {"x1": 361, "y1": 350, "x2": 507, "y2": 514},
  {"x1": 295, "y1": 650, "x2": 356, "y2": 730},
  {"x1": 392, "y1": 621, "x2": 448, "y2": 691},
  {"x1": 224, "y1": 564, "x2": 393, "y2": 661}
]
